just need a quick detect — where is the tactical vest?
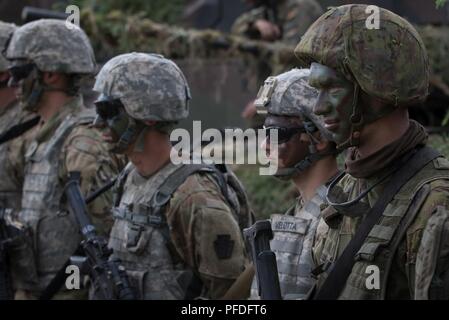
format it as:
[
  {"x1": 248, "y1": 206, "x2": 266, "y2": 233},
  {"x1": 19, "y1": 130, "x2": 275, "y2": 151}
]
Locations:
[
  {"x1": 250, "y1": 185, "x2": 327, "y2": 300},
  {"x1": 15, "y1": 110, "x2": 94, "y2": 291},
  {"x1": 109, "y1": 162, "x2": 252, "y2": 299},
  {"x1": 316, "y1": 156, "x2": 449, "y2": 300},
  {"x1": 0, "y1": 101, "x2": 24, "y2": 211}
]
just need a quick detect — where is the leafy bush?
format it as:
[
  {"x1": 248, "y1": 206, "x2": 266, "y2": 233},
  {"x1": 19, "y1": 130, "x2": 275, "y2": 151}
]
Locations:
[{"x1": 58, "y1": 0, "x2": 183, "y2": 24}]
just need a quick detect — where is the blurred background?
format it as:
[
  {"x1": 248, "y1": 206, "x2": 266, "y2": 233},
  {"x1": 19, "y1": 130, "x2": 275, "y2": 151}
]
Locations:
[{"x1": 1, "y1": 0, "x2": 449, "y2": 217}]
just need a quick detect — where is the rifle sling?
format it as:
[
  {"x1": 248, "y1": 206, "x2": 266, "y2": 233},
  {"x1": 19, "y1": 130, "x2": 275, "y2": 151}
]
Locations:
[
  {"x1": 0, "y1": 116, "x2": 40, "y2": 145},
  {"x1": 314, "y1": 146, "x2": 441, "y2": 300}
]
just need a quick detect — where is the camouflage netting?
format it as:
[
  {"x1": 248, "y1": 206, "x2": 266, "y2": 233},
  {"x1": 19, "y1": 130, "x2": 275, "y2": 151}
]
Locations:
[
  {"x1": 75, "y1": 7, "x2": 449, "y2": 100},
  {"x1": 77, "y1": 8, "x2": 297, "y2": 79}
]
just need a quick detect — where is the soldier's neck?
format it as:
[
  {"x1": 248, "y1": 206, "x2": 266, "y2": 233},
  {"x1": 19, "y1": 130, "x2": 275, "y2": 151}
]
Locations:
[
  {"x1": 0, "y1": 87, "x2": 16, "y2": 110},
  {"x1": 36, "y1": 91, "x2": 73, "y2": 122},
  {"x1": 292, "y1": 155, "x2": 338, "y2": 203},
  {"x1": 130, "y1": 134, "x2": 173, "y2": 178},
  {"x1": 356, "y1": 108, "x2": 409, "y2": 158}
]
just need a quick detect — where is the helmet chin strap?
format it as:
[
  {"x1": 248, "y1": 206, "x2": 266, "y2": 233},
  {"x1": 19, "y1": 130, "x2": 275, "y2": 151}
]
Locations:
[{"x1": 112, "y1": 117, "x2": 145, "y2": 154}]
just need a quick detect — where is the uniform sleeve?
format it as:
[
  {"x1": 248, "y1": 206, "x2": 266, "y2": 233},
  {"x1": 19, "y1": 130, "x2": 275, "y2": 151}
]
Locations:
[
  {"x1": 61, "y1": 124, "x2": 126, "y2": 236},
  {"x1": 414, "y1": 205, "x2": 449, "y2": 299},
  {"x1": 404, "y1": 181, "x2": 449, "y2": 299},
  {"x1": 166, "y1": 174, "x2": 247, "y2": 299}
]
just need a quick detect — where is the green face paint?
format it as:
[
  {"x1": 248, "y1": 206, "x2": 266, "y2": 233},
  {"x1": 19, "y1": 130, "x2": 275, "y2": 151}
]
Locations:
[
  {"x1": 309, "y1": 63, "x2": 356, "y2": 148},
  {"x1": 94, "y1": 96, "x2": 143, "y2": 154}
]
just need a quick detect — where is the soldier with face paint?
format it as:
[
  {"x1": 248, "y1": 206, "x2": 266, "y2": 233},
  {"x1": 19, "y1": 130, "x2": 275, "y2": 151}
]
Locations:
[
  {"x1": 295, "y1": 5, "x2": 449, "y2": 299},
  {"x1": 248, "y1": 68, "x2": 339, "y2": 299},
  {"x1": 92, "y1": 52, "x2": 250, "y2": 300},
  {"x1": 5, "y1": 19, "x2": 124, "y2": 299}
]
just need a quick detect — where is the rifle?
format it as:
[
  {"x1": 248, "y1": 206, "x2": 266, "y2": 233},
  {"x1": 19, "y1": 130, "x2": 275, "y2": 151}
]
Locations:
[
  {"x1": 0, "y1": 209, "x2": 15, "y2": 300},
  {"x1": 21, "y1": 6, "x2": 69, "y2": 23},
  {"x1": 243, "y1": 220, "x2": 282, "y2": 300},
  {"x1": 41, "y1": 172, "x2": 135, "y2": 300}
]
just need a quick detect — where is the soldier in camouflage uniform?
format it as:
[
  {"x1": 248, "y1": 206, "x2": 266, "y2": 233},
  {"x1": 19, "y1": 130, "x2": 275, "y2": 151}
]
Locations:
[
  {"x1": 0, "y1": 21, "x2": 34, "y2": 215},
  {"x1": 249, "y1": 68, "x2": 339, "y2": 299},
  {"x1": 295, "y1": 5, "x2": 449, "y2": 299},
  {"x1": 5, "y1": 19, "x2": 124, "y2": 299},
  {"x1": 234, "y1": 0, "x2": 323, "y2": 129},
  {"x1": 231, "y1": 0, "x2": 323, "y2": 46},
  {"x1": 92, "y1": 52, "x2": 249, "y2": 300}
]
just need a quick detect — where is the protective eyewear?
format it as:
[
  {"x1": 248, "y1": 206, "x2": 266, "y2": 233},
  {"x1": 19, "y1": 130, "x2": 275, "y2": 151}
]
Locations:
[
  {"x1": 264, "y1": 125, "x2": 306, "y2": 144},
  {"x1": 8, "y1": 63, "x2": 36, "y2": 82}
]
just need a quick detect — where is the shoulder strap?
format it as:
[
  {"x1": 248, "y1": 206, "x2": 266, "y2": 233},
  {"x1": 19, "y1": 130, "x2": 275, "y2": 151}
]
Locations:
[
  {"x1": 0, "y1": 116, "x2": 40, "y2": 145},
  {"x1": 314, "y1": 146, "x2": 441, "y2": 300},
  {"x1": 151, "y1": 164, "x2": 225, "y2": 209},
  {"x1": 113, "y1": 163, "x2": 134, "y2": 206}
]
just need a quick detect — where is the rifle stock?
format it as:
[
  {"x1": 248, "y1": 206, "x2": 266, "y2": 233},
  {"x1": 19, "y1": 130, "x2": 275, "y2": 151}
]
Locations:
[{"x1": 243, "y1": 220, "x2": 282, "y2": 300}]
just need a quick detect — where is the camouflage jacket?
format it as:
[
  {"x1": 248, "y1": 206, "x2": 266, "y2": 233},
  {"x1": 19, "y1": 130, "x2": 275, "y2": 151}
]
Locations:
[
  {"x1": 231, "y1": 0, "x2": 323, "y2": 46},
  {"x1": 10, "y1": 95, "x2": 124, "y2": 296},
  {"x1": 0, "y1": 100, "x2": 34, "y2": 212},
  {"x1": 109, "y1": 161, "x2": 248, "y2": 300},
  {"x1": 312, "y1": 149, "x2": 449, "y2": 299}
]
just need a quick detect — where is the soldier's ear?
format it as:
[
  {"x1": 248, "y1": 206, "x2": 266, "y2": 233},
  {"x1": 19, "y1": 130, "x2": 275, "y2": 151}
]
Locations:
[{"x1": 41, "y1": 71, "x2": 66, "y2": 87}]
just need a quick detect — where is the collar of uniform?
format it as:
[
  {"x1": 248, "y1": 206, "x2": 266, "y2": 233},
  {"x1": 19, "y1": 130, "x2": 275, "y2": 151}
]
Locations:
[
  {"x1": 35, "y1": 95, "x2": 84, "y2": 143},
  {"x1": 295, "y1": 184, "x2": 328, "y2": 219},
  {"x1": 131, "y1": 160, "x2": 179, "y2": 186}
]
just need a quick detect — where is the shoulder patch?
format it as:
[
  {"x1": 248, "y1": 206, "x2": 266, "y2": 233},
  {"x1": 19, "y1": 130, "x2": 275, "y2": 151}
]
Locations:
[{"x1": 213, "y1": 234, "x2": 235, "y2": 260}]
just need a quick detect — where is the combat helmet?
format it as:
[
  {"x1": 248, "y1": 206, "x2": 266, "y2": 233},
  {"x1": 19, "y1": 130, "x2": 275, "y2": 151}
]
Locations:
[
  {"x1": 294, "y1": 4, "x2": 429, "y2": 107},
  {"x1": 0, "y1": 21, "x2": 16, "y2": 72},
  {"x1": 255, "y1": 68, "x2": 337, "y2": 177},
  {"x1": 5, "y1": 19, "x2": 96, "y2": 110},
  {"x1": 6, "y1": 19, "x2": 96, "y2": 74},
  {"x1": 94, "y1": 52, "x2": 190, "y2": 122},
  {"x1": 93, "y1": 52, "x2": 191, "y2": 153}
]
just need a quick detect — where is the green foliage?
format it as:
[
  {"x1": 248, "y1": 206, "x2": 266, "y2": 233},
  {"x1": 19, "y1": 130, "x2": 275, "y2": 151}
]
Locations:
[
  {"x1": 428, "y1": 134, "x2": 449, "y2": 158},
  {"x1": 436, "y1": 0, "x2": 448, "y2": 9},
  {"x1": 233, "y1": 165, "x2": 298, "y2": 220},
  {"x1": 58, "y1": 0, "x2": 183, "y2": 24}
]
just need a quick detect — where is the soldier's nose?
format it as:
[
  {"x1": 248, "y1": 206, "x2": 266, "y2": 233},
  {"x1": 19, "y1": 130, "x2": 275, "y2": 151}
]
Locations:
[
  {"x1": 313, "y1": 96, "x2": 332, "y2": 116},
  {"x1": 260, "y1": 137, "x2": 270, "y2": 156}
]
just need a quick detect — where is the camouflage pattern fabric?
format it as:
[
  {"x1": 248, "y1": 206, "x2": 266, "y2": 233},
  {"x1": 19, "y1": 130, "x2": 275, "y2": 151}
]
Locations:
[
  {"x1": 10, "y1": 96, "x2": 124, "y2": 299},
  {"x1": 255, "y1": 68, "x2": 332, "y2": 141},
  {"x1": 312, "y1": 153, "x2": 449, "y2": 299},
  {"x1": 0, "y1": 21, "x2": 16, "y2": 72},
  {"x1": 294, "y1": 4, "x2": 429, "y2": 107},
  {"x1": 231, "y1": 0, "x2": 323, "y2": 46},
  {"x1": 109, "y1": 162, "x2": 248, "y2": 300},
  {"x1": 93, "y1": 52, "x2": 190, "y2": 122},
  {"x1": 250, "y1": 185, "x2": 327, "y2": 299},
  {"x1": 6, "y1": 19, "x2": 96, "y2": 74},
  {"x1": 0, "y1": 101, "x2": 35, "y2": 212}
]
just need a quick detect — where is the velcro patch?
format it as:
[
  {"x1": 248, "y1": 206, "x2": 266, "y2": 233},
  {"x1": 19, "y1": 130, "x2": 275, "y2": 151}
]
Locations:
[
  {"x1": 213, "y1": 234, "x2": 235, "y2": 260},
  {"x1": 271, "y1": 214, "x2": 309, "y2": 234}
]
